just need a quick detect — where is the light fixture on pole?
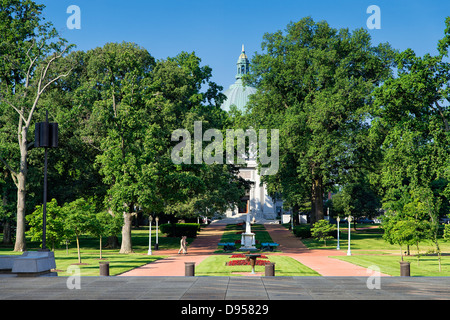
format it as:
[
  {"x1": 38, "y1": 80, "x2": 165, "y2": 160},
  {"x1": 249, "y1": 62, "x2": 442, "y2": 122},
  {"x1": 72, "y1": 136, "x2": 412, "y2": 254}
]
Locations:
[
  {"x1": 34, "y1": 110, "x2": 58, "y2": 251},
  {"x1": 155, "y1": 217, "x2": 159, "y2": 250},
  {"x1": 347, "y1": 215, "x2": 352, "y2": 256},
  {"x1": 148, "y1": 215, "x2": 153, "y2": 255},
  {"x1": 336, "y1": 216, "x2": 340, "y2": 250}
]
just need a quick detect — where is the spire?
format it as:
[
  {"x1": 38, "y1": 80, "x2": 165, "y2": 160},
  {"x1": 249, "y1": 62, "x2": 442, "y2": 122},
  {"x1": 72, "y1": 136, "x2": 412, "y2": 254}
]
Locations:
[{"x1": 236, "y1": 44, "x2": 249, "y2": 80}]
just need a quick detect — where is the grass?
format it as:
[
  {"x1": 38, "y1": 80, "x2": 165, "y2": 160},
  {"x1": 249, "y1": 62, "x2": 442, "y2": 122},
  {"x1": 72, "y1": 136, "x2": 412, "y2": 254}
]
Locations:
[
  {"x1": 0, "y1": 227, "x2": 193, "y2": 276},
  {"x1": 333, "y1": 254, "x2": 450, "y2": 276},
  {"x1": 301, "y1": 224, "x2": 450, "y2": 253},
  {"x1": 295, "y1": 222, "x2": 450, "y2": 276},
  {"x1": 4, "y1": 222, "x2": 450, "y2": 277},
  {"x1": 195, "y1": 254, "x2": 320, "y2": 276},
  {"x1": 216, "y1": 223, "x2": 277, "y2": 252}
]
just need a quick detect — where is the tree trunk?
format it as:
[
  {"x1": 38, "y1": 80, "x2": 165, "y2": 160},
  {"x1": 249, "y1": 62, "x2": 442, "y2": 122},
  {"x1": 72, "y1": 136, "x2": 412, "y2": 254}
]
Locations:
[
  {"x1": 119, "y1": 211, "x2": 133, "y2": 253},
  {"x1": 99, "y1": 236, "x2": 103, "y2": 259},
  {"x1": 2, "y1": 221, "x2": 12, "y2": 245},
  {"x1": 14, "y1": 128, "x2": 28, "y2": 252},
  {"x1": 310, "y1": 175, "x2": 324, "y2": 225},
  {"x1": 107, "y1": 235, "x2": 119, "y2": 249},
  {"x1": 2, "y1": 193, "x2": 12, "y2": 245},
  {"x1": 76, "y1": 234, "x2": 81, "y2": 264},
  {"x1": 14, "y1": 172, "x2": 27, "y2": 251}
]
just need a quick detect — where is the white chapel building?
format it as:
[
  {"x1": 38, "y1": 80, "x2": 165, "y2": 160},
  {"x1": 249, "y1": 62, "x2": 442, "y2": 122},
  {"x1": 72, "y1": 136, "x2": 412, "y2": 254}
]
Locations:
[{"x1": 221, "y1": 45, "x2": 280, "y2": 220}]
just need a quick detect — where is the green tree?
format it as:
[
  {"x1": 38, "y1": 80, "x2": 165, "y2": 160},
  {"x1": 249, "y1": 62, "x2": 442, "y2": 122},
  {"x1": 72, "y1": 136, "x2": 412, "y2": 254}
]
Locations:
[
  {"x1": 136, "y1": 52, "x2": 246, "y2": 223},
  {"x1": 0, "y1": 169, "x2": 16, "y2": 244},
  {"x1": 373, "y1": 17, "x2": 450, "y2": 217},
  {"x1": 443, "y1": 223, "x2": 450, "y2": 242},
  {"x1": 382, "y1": 214, "x2": 417, "y2": 261},
  {"x1": 91, "y1": 211, "x2": 108, "y2": 259},
  {"x1": 26, "y1": 198, "x2": 65, "y2": 250},
  {"x1": 246, "y1": 17, "x2": 394, "y2": 224},
  {"x1": 373, "y1": 17, "x2": 450, "y2": 270},
  {"x1": 331, "y1": 179, "x2": 381, "y2": 229},
  {"x1": 0, "y1": 0, "x2": 73, "y2": 251},
  {"x1": 67, "y1": 45, "x2": 247, "y2": 254},
  {"x1": 63, "y1": 198, "x2": 96, "y2": 263},
  {"x1": 311, "y1": 219, "x2": 335, "y2": 246}
]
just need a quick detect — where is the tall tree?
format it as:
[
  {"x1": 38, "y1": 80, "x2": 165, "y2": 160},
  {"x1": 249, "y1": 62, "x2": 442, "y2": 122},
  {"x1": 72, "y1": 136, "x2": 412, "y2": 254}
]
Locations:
[
  {"x1": 246, "y1": 17, "x2": 393, "y2": 224},
  {"x1": 373, "y1": 17, "x2": 450, "y2": 224},
  {"x1": 137, "y1": 52, "x2": 248, "y2": 222},
  {"x1": 0, "y1": 0, "x2": 73, "y2": 251},
  {"x1": 69, "y1": 42, "x2": 155, "y2": 253},
  {"x1": 373, "y1": 18, "x2": 450, "y2": 269}
]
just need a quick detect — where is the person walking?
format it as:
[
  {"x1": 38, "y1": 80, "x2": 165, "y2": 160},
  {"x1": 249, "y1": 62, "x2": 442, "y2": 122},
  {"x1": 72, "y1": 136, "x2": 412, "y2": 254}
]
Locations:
[{"x1": 178, "y1": 236, "x2": 187, "y2": 254}]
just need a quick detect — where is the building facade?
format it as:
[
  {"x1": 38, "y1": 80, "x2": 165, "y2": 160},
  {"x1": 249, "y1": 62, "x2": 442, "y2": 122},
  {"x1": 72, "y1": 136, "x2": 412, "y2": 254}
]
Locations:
[{"x1": 221, "y1": 45, "x2": 280, "y2": 220}]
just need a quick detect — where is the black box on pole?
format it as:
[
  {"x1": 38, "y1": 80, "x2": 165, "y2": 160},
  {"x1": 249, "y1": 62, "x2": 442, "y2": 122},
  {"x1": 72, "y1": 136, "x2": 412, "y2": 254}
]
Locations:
[{"x1": 35, "y1": 122, "x2": 58, "y2": 148}]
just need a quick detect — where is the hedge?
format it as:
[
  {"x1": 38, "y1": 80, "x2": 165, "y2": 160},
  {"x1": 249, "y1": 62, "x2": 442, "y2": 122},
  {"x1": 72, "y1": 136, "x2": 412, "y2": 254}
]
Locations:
[
  {"x1": 159, "y1": 223, "x2": 200, "y2": 238},
  {"x1": 293, "y1": 225, "x2": 312, "y2": 239},
  {"x1": 293, "y1": 224, "x2": 338, "y2": 239}
]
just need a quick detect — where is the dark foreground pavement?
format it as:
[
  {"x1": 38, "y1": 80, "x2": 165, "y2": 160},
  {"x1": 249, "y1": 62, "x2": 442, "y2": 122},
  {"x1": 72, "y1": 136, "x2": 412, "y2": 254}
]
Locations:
[{"x1": 1, "y1": 276, "x2": 449, "y2": 300}]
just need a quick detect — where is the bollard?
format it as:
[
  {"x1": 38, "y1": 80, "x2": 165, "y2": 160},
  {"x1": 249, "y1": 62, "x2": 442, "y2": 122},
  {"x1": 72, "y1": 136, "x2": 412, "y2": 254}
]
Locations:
[
  {"x1": 99, "y1": 261, "x2": 110, "y2": 276},
  {"x1": 265, "y1": 262, "x2": 275, "y2": 277},
  {"x1": 399, "y1": 261, "x2": 410, "y2": 276},
  {"x1": 185, "y1": 262, "x2": 195, "y2": 276}
]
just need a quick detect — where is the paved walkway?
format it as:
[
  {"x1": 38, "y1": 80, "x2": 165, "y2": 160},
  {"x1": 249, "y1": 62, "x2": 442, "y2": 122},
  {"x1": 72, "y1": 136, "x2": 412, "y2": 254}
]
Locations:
[
  {"x1": 1, "y1": 217, "x2": 448, "y2": 301},
  {"x1": 120, "y1": 218, "x2": 390, "y2": 277},
  {"x1": 119, "y1": 223, "x2": 227, "y2": 276},
  {"x1": 2, "y1": 276, "x2": 450, "y2": 300}
]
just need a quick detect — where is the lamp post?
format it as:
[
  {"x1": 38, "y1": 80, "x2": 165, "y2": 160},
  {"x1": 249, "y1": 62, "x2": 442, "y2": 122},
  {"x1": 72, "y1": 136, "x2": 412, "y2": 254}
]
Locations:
[
  {"x1": 148, "y1": 215, "x2": 153, "y2": 255},
  {"x1": 336, "y1": 216, "x2": 340, "y2": 250},
  {"x1": 347, "y1": 215, "x2": 352, "y2": 256},
  {"x1": 34, "y1": 110, "x2": 58, "y2": 251},
  {"x1": 155, "y1": 217, "x2": 159, "y2": 250}
]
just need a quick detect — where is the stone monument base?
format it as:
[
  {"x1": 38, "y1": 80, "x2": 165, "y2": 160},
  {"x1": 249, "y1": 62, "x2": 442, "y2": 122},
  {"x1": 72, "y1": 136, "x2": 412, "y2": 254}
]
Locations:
[{"x1": 240, "y1": 233, "x2": 257, "y2": 251}]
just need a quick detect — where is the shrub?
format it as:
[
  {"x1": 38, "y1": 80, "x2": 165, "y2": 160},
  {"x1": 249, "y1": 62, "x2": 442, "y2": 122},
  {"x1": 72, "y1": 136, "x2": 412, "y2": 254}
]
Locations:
[
  {"x1": 159, "y1": 223, "x2": 200, "y2": 238},
  {"x1": 293, "y1": 225, "x2": 311, "y2": 238},
  {"x1": 311, "y1": 220, "x2": 336, "y2": 246}
]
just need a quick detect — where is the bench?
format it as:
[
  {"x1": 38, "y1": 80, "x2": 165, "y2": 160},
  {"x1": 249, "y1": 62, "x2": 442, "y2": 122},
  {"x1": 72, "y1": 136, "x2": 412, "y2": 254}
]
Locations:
[
  {"x1": 12, "y1": 251, "x2": 56, "y2": 276},
  {"x1": 261, "y1": 242, "x2": 279, "y2": 251},
  {"x1": 218, "y1": 242, "x2": 236, "y2": 251},
  {"x1": 0, "y1": 255, "x2": 21, "y2": 271}
]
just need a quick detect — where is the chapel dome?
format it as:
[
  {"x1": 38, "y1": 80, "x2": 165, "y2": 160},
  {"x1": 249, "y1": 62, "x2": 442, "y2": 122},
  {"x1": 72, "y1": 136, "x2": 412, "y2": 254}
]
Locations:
[{"x1": 221, "y1": 45, "x2": 257, "y2": 112}]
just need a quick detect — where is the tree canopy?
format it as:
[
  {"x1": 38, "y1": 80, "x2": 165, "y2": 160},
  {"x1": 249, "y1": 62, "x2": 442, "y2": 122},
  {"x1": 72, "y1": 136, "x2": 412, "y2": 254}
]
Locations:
[{"x1": 245, "y1": 17, "x2": 394, "y2": 224}]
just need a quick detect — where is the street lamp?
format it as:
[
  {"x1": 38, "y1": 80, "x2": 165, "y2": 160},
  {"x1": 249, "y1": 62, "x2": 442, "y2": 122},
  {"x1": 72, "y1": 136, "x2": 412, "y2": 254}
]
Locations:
[
  {"x1": 347, "y1": 215, "x2": 352, "y2": 256},
  {"x1": 34, "y1": 110, "x2": 58, "y2": 251},
  {"x1": 155, "y1": 217, "x2": 159, "y2": 250},
  {"x1": 148, "y1": 215, "x2": 153, "y2": 255},
  {"x1": 336, "y1": 216, "x2": 340, "y2": 250}
]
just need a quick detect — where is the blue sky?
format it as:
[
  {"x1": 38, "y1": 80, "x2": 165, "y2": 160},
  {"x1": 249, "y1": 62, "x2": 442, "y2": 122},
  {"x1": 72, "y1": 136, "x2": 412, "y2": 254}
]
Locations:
[{"x1": 40, "y1": 0, "x2": 450, "y2": 91}]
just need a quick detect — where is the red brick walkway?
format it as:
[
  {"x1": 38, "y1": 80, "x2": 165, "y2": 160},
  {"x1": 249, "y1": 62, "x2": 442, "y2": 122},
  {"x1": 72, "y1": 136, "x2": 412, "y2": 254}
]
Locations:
[
  {"x1": 264, "y1": 224, "x2": 390, "y2": 276},
  {"x1": 120, "y1": 221, "x2": 390, "y2": 277},
  {"x1": 119, "y1": 223, "x2": 227, "y2": 276}
]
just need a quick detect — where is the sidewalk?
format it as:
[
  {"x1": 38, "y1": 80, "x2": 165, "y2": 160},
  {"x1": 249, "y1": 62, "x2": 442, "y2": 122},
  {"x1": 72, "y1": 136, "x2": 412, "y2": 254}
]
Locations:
[
  {"x1": 119, "y1": 223, "x2": 227, "y2": 276},
  {"x1": 121, "y1": 219, "x2": 390, "y2": 277},
  {"x1": 263, "y1": 224, "x2": 391, "y2": 277}
]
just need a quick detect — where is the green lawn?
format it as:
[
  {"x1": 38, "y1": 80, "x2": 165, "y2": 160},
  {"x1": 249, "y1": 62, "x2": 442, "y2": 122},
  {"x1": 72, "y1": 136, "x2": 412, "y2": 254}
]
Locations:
[
  {"x1": 195, "y1": 254, "x2": 320, "y2": 276},
  {"x1": 215, "y1": 223, "x2": 277, "y2": 252},
  {"x1": 333, "y1": 254, "x2": 450, "y2": 276},
  {"x1": 298, "y1": 223, "x2": 450, "y2": 276},
  {"x1": 4, "y1": 222, "x2": 450, "y2": 277},
  {"x1": 301, "y1": 224, "x2": 450, "y2": 253},
  {"x1": 0, "y1": 227, "x2": 191, "y2": 276}
]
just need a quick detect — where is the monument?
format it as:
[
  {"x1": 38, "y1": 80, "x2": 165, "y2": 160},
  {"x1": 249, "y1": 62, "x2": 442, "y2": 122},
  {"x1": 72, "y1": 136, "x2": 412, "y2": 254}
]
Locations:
[{"x1": 240, "y1": 213, "x2": 256, "y2": 251}]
